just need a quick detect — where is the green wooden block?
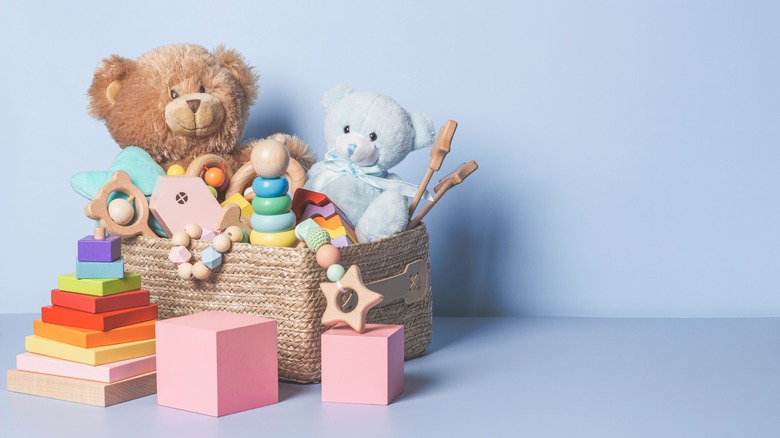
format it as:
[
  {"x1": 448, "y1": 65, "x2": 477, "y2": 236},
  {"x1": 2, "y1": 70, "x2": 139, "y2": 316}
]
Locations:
[{"x1": 57, "y1": 273, "x2": 142, "y2": 297}]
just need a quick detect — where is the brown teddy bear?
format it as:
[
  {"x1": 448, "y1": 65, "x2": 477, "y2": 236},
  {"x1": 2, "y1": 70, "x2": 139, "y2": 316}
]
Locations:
[{"x1": 87, "y1": 43, "x2": 314, "y2": 173}]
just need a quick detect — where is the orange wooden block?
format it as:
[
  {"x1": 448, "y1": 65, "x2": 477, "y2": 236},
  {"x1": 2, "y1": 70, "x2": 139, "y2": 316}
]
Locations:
[
  {"x1": 41, "y1": 304, "x2": 158, "y2": 331},
  {"x1": 312, "y1": 216, "x2": 358, "y2": 243},
  {"x1": 33, "y1": 319, "x2": 156, "y2": 348},
  {"x1": 51, "y1": 289, "x2": 150, "y2": 314}
]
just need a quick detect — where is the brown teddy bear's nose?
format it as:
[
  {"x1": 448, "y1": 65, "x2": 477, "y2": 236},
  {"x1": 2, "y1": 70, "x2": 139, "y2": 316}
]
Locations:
[{"x1": 187, "y1": 99, "x2": 201, "y2": 113}]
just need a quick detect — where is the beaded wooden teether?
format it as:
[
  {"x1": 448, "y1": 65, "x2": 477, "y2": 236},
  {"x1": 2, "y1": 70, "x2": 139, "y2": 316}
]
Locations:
[{"x1": 172, "y1": 223, "x2": 244, "y2": 281}]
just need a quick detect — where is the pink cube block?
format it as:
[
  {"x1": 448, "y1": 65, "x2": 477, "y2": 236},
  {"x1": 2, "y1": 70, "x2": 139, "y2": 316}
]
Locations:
[
  {"x1": 321, "y1": 323, "x2": 404, "y2": 405},
  {"x1": 156, "y1": 311, "x2": 278, "y2": 416}
]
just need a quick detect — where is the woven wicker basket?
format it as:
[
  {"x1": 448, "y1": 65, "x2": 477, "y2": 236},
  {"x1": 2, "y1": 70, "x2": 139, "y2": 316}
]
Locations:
[{"x1": 122, "y1": 224, "x2": 433, "y2": 383}]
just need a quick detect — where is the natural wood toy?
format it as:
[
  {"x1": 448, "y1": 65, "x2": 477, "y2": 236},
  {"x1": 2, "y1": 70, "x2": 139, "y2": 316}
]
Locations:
[
  {"x1": 320, "y1": 265, "x2": 384, "y2": 334},
  {"x1": 173, "y1": 223, "x2": 242, "y2": 281},
  {"x1": 85, "y1": 170, "x2": 156, "y2": 238},
  {"x1": 217, "y1": 203, "x2": 252, "y2": 236},
  {"x1": 7, "y1": 369, "x2": 157, "y2": 407},
  {"x1": 225, "y1": 135, "x2": 306, "y2": 201},
  {"x1": 185, "y1": 154, "x2": 233, "y2": 199},
  {"x1": 408, "y1": 160, "x2": 478, "y2": 230},
  {"x1": 409, "y1": 120, "x2": 457, "y2": 216}
]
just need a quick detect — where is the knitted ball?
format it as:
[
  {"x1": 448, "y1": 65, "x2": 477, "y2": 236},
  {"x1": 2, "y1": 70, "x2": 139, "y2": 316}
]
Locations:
[{"x1": 305, "y1": 227, "x2": 331, "y2": 253}]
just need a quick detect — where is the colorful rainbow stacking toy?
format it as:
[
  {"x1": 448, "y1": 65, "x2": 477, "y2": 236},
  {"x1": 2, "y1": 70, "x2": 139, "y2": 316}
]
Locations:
[{"x1": 6, "y1": 228, "x2": 158, "y2": 407}]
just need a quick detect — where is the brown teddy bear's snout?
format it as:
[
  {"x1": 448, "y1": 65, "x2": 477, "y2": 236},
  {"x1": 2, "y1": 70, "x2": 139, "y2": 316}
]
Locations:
[{"x1": 164, "y1": 92, "x2": 225, "y2": 138}]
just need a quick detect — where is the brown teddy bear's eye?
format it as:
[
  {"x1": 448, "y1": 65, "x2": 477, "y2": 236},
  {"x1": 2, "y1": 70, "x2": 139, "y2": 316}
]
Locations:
[
  {"x1": 369, "y1": 132, "x2": 377, "y2": 141},
  {"x1": 343, "y1": 125, "x2": 350, "y2": 134},
  {"x1": 199, "y1": 86, "x2": 205, "y2": 93},
  {"x1": 170, "y1": 89, "x2": 179, "y2": 99}
]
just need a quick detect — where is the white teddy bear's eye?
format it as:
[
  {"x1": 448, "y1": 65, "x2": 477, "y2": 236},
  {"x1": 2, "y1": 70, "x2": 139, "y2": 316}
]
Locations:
[
  {"x1": 369, "y1": 132, "x2": 377, "y2": 141},
  {"x1": 199, "y1": 85, "x2": 205, "y2": 93},
  {"x1": 343, "y1": 125, "x2": 350, "y2": 134},
  {"x1": 170, "y1": 89, "x2": 179, "y2": 99}
]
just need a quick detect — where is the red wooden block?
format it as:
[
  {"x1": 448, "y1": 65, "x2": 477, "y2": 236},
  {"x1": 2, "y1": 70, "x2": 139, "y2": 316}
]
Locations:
[
  {"x1": 291, "y1": 188, "x2": 330, "y2": 217},
  {"x1": 41, "y1": 304, "x2": 158, "y2": 331},
  {"x1": 51, "y1": 289, "x2": 150, "y2": 314}
]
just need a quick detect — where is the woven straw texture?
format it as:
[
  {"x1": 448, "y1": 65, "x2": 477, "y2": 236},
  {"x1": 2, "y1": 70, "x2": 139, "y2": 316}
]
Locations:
[{"x1": 122, "y1": 224, "x2": 432, "y2": 383}]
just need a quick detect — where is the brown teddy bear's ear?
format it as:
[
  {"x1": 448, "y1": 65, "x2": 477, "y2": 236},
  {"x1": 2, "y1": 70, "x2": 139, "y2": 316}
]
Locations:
[
  {"x1": 213, "y1": 45, "x2": 259, "y2": 104},
  {"x1": 88, "y1": 55, "x2": 136, "y2": 120}
]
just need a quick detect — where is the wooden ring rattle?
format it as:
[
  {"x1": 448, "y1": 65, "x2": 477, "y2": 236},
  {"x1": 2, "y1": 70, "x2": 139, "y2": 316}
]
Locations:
[
  {"x1": 85, "y1": 170, "x2": 157, "y2": 238},
  {"x1": 185, "y1": 154, "x2": 234, "y2": 180},
  {"x1": 225, "y1": 158, "x2": 305, "y2": 201}
]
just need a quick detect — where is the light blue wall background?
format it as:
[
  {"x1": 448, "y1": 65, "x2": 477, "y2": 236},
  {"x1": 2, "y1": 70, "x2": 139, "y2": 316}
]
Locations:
[{"x1": 1, "y1": 1, "x2": 777, "y2": 316}]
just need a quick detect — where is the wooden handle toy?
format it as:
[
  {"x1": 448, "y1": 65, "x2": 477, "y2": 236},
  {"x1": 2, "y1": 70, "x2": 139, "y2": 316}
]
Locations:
[
  {"x1": 407, "y1": 160, "x2": 478, "y2": 230},
  {"x1": 85, "y1": 170, "x2": 157, "y2": 238},
  {"x1": 225, "y1": 158, "x2": 306, "y2": 200},
  {"x1": 216, "y1": 203, "x2": 252, "y2": 236},
  {"x1": 408, "y1": 120, "x2": 457, "y2": 216}
]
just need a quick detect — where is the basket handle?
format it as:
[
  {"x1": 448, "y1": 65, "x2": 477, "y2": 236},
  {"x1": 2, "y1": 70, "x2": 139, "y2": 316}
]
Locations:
[{"x1": 365, "y1": 259, "x2": 428, "y2": 305}]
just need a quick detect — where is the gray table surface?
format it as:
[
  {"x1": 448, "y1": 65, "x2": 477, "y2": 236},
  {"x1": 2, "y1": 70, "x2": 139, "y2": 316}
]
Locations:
[{"x1": 1, "y1": 314, "x2": 779, "y2": 437}]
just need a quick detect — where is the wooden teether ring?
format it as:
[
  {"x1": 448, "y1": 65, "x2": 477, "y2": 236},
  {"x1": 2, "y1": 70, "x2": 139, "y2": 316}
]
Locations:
[
  {"x1": 225, "y1": 157, "x2": 305, "y2": 200},
  {"x1": 85, "y1": 170, "x2": 156, "y2": 238},
  {"x1": 185, "y1": 154, "x2": 234, "y2": 180}
]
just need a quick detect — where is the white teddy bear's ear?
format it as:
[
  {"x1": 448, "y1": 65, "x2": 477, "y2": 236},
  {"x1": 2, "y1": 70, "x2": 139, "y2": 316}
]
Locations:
[
  {"x1": 321, "y1": 84, "x2": 355, "y2": 111},
  {"x1": 410, "y1": 112, "x2": 436, "y2": 150}
]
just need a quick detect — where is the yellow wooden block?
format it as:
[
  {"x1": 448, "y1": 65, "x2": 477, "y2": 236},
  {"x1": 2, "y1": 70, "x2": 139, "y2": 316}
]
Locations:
[
  {"x1": 7, "y1": 369, "x2": 156, "y2": 407},
  {"x1": 221, "y1": 193, "x2": 254, "y2": 218},
  {"x1": 25, "y1": 335, "x2": 156, "y2": 366}
]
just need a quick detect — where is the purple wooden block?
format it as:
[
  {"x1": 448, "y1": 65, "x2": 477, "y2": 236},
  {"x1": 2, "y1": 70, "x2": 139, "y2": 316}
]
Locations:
[
  {"x1": 78, "y1": 235, "x2": 121, "y2": 262},
  {"x1": 331, "y1": 235, "x2": 352, "y2": 248},
  {"x1": 300, "y1": 203, "x2": 355, "y2": 229}
]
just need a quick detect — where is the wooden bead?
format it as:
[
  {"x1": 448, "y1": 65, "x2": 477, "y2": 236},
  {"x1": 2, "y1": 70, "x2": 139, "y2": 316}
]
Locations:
[
  {"x1": 184, "y1": 223, "x2": 203, "y2": 239},
  {"x1": 204, "y1": 167, "x2": 225, "y2": 187},
  {"x1": 224, "y1": 226, "x2": 244, "y2": 243},
  {"x1": 177, "y1": 262, "x2": 194, "y2": 280},
  {"x1": 171, "y1": 230, "x2": 191, "y2": 247},
  {"x1": 107, "y1": 198, "x2": 135, "y2": 225},
  {"x1": 192, "y1": 261, "x2": 211, "y2": 280},
  {"x1": 212, "y1": 234, "x2": 232, "y2": 253},
  {"x1": 316, "y1": 244, "x2": 340, "y2": 269},
  {"x1": 251, "y1": 138, "x2": 290, "y2": 179}
]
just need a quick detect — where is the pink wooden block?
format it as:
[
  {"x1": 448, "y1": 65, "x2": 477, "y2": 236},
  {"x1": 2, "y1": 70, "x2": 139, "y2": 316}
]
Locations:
[
  {"x1": 321, "y1": 323, "x2": 404, "y2": 405},
  {"x1": 150, "y1": 176, "x2": 223, "y2": 236},
  {"x1": 156, "y1": 311, "x2": 278, "y2": 416},
  {"x1": 16, "y1": 352, "x2": 156, "y2": 383}
]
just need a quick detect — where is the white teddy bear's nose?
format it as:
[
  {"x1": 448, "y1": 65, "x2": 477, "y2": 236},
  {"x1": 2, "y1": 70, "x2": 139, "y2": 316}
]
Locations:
[{"x1": 335, "y1": 132, "x2": 379, "y2": 166}]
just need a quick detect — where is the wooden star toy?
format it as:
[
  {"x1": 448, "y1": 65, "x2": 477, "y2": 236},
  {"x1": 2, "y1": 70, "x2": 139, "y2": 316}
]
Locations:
[{"x1": 320, "y1": 265, "x2": 384, "y2": 333}]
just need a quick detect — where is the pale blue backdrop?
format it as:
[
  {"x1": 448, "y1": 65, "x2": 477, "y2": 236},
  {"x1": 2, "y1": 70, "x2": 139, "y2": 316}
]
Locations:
[{"x1": 0, "y1": 1, "x2": 777, "y2": 316}]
